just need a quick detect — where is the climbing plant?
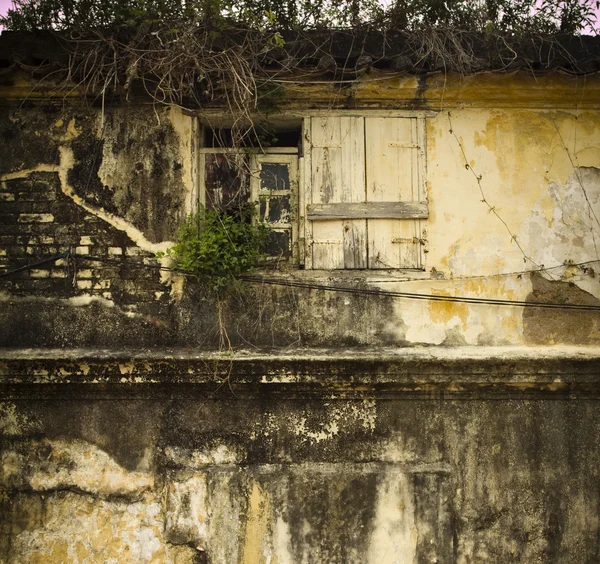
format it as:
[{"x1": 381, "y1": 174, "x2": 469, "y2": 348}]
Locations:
[
  {"x1": 2, "y1": 0, "x2": 598, "y2": 33},
  {"x1": 1, "y1": 0, "x2": 597, "y2": 141}
]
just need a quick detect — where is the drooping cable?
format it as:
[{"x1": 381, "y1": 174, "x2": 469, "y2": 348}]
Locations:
[{"x1": 2, "y1": 252, "x2": 600, "y2": 311}]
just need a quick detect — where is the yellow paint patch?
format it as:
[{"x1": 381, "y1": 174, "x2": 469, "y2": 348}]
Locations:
[
  {"x1": 30, "y1": 540, "x2": 69, "y2": 563},
  {"x1": 64, "y1": 118, "x2": 80, "y2": 140},
  {"x1": 588, "y1": 319, "x2": 600, "y2": 340},
  {"x1": 429, "y1": 289, "x2": 469, "y2": 327},
  {"x1": 501, "y1": 313, "x2": 521, "y2": 337},
  {"x1": 57, "y1": 146, "x2": 170, "y2": 253},
  {"x1": 119, "y1": 361, "x2": 135, "y2": 375},
  {"x1": 241, "y1": 481, "x2": 271, "y2": 564}
]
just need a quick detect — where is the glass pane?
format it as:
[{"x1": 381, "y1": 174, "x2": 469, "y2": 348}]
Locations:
[
  {"x1": 259, "y1": 196, "x2": 290, "y2": 224},
  {"x1": 260, "y1": 163, "x2": 290, "y2": 191},
  {"x1": 204, "y1": 154, "x2": 249, "y2": 212},
  {"x1": 266, "y1": 230, "x2": 291, "y2": 257}
]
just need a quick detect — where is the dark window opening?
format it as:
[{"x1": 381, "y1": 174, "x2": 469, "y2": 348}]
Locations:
[{"x1": 203, "y1": 125, "x2": 301, "y2": 149}]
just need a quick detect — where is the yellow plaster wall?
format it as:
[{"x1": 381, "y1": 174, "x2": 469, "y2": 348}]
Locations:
[
  {"x1": 376, "y1": 104, "x2": 600, "y2": 345},
  {"x1": 2, "y1": 74, "x2": 599, "y2": 347}
]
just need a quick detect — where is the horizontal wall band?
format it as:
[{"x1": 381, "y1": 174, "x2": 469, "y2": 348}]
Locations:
[{"x1": 2, "y1": 347, "x2": 599, "y2": 399}]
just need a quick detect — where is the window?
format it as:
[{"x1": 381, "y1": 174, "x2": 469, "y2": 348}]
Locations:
[
  {"x1": 251, "y1": 153, "x2": 298, "y2": 259},
  {"x1": 196, "y1": 115, "x2": 427, "y2": 270},
  {"x1": 303, "y1": 115, "x2": 428, "y2": 270},
  {"x1": 198, "y1": 124, "x2": 300, "y2": 261}
]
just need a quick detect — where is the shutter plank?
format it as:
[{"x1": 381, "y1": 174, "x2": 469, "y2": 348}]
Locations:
[
  {"x1": 343, "y1": 220, "x2": 367, "y2": 269},
  {"x1": 307, "y1": 201, "x2": 428, "y2": 220},
  {"x1": 311, "y1": 220, "x2": 345, "y2": 269},
  {"x1": 366, "y1": 117, "x2": 415, "y2": 202},
  {"x1": 310, "y1": 117, "x2": 343, "y2": 268},
  {"x1": 341, "y1": 117, "x2": 367, "y2": 268},
  {"x1": 368, "y1": 219, "x2": 421, "y2": 269},
  {"x1": 309, "y1": 116, "x2": 367, "y2": 269}
]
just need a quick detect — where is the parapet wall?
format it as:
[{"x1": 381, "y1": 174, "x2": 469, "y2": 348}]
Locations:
[{"x1": 1, "y1": 347, "x2": 600, "y2": 563}]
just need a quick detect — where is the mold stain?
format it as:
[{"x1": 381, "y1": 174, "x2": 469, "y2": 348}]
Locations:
[
  {"x1": 428, "y1": 290, "x2": 469, "y2": 327},
  {"x1": 523, "y1": 272, "x2": 600, "y2": 345},
  {"x1": 367, "y1": 473, "x2": 416, "y2": 564},
  {"x1": 58, "y1": 146, "x2": 171, "y2": 253}
]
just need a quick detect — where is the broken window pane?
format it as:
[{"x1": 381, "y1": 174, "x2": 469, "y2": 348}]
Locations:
[
  {"x1": 259, "y1": 196, "x2": 290, "y2": 224},
  {"x1": 260, "y1": 163, "x2": 290, "y2": 192},
  {"x1": 204, "y1": 154, "x2": 250, "y2": 212},
  {"x1": 266, "y1": 230, "x2": 291, "y2": 257}
]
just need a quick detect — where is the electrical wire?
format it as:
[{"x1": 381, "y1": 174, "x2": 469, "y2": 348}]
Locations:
[
  {"x1": 239, "y1": 275, "x2": 600, "y2": 311},
  {"x1": 0, "y1": 253, "x2": 68, "y2": 277},
  {"x1": 2, "y1": 252, "x2": 600, "y2": 311}
]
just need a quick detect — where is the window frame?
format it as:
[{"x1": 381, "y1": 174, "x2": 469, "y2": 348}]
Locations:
[{"x1": 197, "y1": 146, "x2": 300, "y2": 262}]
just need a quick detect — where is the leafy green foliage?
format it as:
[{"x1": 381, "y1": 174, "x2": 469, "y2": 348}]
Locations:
[
  {"x1": 158, "y1": 205, "x2": 269, "y2": 294},
  {"x1": 2, "y1": 0, "x2": 598, "y2": 34}
]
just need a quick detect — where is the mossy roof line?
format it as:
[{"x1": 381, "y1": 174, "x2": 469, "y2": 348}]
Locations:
[{"x1": 0, "y1": 30, "x2": 599, "y2": 78}]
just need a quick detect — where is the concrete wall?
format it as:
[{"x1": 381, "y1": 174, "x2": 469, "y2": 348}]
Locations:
[
  {"x1": 1, "y1": 348, "x2": 600, "y2": 563},
  {"x1": 2, "y1": 70, "x2": 600, "y2": 563}
]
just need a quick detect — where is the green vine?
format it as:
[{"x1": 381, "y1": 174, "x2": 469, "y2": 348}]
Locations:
[{"x1": 158, "y1": 205, "x2": 270, "y2": 294}]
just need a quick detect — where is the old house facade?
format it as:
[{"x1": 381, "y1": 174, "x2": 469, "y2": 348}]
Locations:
[{"x1": 1, "y1": 31, "x2": 600, "y2": 562}]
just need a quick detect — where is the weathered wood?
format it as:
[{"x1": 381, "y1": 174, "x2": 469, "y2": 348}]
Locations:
[
  {"x1": 310, "y1": 116, "x2": 367, "y2": 269},
  {"x1": 302, "y1": 118, "x2": 312, "y2": 268},
  {"x1": 307, "y1": 115, "x2": 427, "y2": 269},
  {"x1": 341, "y1": 117, "x2": 367, "y2": 268},
  {"x1": 343, "y1": 219, "x2": 367, "y2": 269},
  {"x1": 369, "y1": 218, "x2": 420, "y2": 268},
  {"x1": 366, "y1": 117, "x2": 425, "y2": 269},
  {"x1": 367, "y1": 117, "x2": 417, "y2": 268},
  {"x1": 307, "y1": 201, "x2": 428, "y2": 220}
]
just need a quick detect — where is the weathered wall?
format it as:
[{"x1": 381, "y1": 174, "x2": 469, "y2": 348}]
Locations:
[
  {"x1": 1, "y1": 77, "x2": 599, "y2": 347},
  {"x1": 0, "y1": 105, "x2": 187, "y2": 346},
  {"x1": 383, "y1": 106, "x2": 600, "y2": 345},
  {"x1": 1, "y1": 348, "x2": 600, "y2": 563},
  {"x1": 1, "y1": 72, "x2": 600, "y2": 562}
]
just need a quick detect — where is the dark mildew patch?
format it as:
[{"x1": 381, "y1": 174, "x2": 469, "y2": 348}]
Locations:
[{"x1": 523, "y1": 272, "x2": 600, "y2": 345}]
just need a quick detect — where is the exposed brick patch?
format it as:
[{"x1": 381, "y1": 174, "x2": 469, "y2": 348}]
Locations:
[{"x1": 0, "y1": 172, "x2": 168, "y2": 311}]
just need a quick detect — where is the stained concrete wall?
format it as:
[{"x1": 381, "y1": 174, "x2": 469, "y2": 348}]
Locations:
[
  {"x1": 1, "y1": 70, "x2": 600, "y2": 563},
  {"x1": 1, "y1": 348, "x2": 600, "y2": 563}
]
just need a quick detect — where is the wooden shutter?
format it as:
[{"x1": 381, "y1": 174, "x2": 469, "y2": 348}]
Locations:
[
  {"x1": 365, "y1": 117, "x2": 426, "y2": 269},
  {"x1": 306, "y1": 115, "x2": 427, "y2": 270},
  {"x1": 307, "y1": 116, "x2": 367, "y2": 269}
]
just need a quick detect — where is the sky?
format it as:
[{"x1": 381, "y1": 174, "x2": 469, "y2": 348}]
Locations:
[
  {"x1": 0, "y1": 0, "x2": 598, "y2": 32},
  {"x1": 0, "y1": 0, "x2": 11, "y2": 16}
]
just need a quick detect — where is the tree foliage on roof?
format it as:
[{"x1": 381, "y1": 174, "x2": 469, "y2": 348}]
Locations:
[
  {"x1": 2, "y1": 0, "x2": 598, "y2": 35},
  {"x1": 1, "y1": 1, "x2": 598, "y2": 146}
]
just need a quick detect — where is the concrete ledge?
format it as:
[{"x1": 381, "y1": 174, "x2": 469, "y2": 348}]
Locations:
[{"x1": 1, "y1": 346, "x2": 600, "y2": 399}]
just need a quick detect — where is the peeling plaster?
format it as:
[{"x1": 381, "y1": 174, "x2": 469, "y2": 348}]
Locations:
[
  {"x1": 1, "y1": 439, "x2": 154, "y2": 499},
  {"x1": 58, "y1": 147, "x2": 171, "y2": 254},
  {"x1": 0, "y1": 403, "x2": 34, "y2": 436},
  {"x1": 165, "y1": 445, "x2": 243, "y2": 467},
  {"x1": 291, "y1": 401, "x2": 377, "y2": 444},
  {"x1": 367, "y1": 473, "x2": 417, "y2": 564},
  {"x1": 0, "y1": 165, "x2": 57, "y2": 180},
  {"x1": 0, "y1": 153, "x2": 172, "y2": 255},
  {"x1": 0, "y1": 293, "x2": 115, "y2": 307}
]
